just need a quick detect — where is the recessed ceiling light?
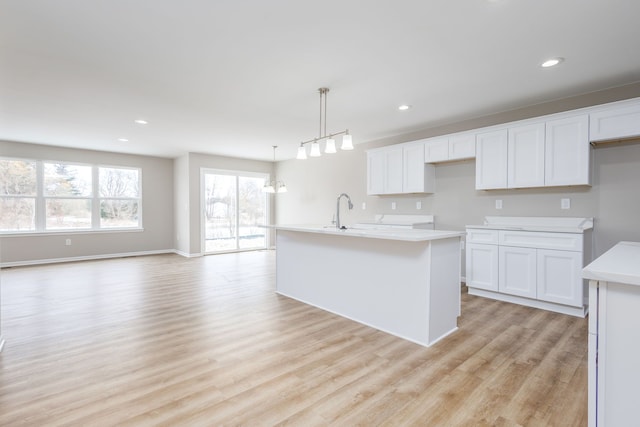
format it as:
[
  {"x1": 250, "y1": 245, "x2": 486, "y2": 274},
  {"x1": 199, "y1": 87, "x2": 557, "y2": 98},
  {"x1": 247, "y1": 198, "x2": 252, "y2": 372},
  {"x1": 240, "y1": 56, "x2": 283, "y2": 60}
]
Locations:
[
  {"x1": 134, "y1": 119, "x2": 148, "y2": 125},
  {"x1": 117, "y1": 138, "x2": 129, "y2": 142},
  {"x1": 398, "y1": 105, "x2": 411, "y2": 111},
  {"x1": 541, "y1": 57, "x2": 564, "y2": 68}
]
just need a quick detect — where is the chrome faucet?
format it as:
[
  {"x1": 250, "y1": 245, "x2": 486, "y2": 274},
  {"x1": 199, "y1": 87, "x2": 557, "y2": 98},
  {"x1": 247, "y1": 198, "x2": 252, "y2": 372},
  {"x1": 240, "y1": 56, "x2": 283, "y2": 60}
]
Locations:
[{"x1": 336, "y1": 193, "x2": 353, "y2": 229}]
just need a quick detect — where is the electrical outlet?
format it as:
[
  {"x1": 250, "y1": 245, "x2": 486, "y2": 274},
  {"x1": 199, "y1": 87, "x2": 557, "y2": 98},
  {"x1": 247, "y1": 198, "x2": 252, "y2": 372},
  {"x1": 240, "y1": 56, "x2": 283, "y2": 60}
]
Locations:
[
  {"x1": 391, "y1": 202, "x2": 396, "y2": 210},
  {"x1": 561, "y1": 198, "x2": 571, "y2": 209},
  {"x1": 416, "y1": 201, "x2": 422, "y2": 210},
  {"x1": 362, "y1": 202, "x2": 366, "y2": 210},
  {"x1": 495, "y1": 199, "x2": 503, "y2": 210},
  {"x1": 65, "y1": 238, "x2": 72, "y2": 246}
]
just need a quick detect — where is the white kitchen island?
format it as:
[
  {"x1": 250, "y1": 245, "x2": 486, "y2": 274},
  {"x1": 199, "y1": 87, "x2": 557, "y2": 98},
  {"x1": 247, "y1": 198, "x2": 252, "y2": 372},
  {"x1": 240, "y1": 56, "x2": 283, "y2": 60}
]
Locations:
[
  {"x1": 273, "y1": 225, "x2": 464, "y2": 347},
  {"x1": 583, "y1": 242, "x2": 640, "y2": 427}
]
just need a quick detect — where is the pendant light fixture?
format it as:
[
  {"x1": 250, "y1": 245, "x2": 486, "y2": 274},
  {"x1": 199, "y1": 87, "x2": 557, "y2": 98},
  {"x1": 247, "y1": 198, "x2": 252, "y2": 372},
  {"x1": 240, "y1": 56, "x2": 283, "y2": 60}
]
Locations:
[
  {"x1": 296, "y1": 88, "x2": 353, "y2": 159},
  {"x1": 263, "y1": 146, "x2": 287, "y2": 193}
]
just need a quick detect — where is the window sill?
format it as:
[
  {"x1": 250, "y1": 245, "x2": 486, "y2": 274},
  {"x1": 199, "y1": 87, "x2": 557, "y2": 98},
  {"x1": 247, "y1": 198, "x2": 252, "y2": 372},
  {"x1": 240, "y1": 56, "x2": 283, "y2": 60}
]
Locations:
[{"x1": 0, "y1": 228, "x2": 144, "y2": 238}]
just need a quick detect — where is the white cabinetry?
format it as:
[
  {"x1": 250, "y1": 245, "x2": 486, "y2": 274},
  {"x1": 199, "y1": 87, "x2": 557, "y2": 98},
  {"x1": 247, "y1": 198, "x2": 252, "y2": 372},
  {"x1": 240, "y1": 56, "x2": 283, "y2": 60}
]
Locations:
[
  {"x1": 499, "y1": 245, "x2": 537, "y2": 298},
  {"x1": 508, "y1": 123, "x2": 545, "y2": 188},
  {"x1": 466, "y1": 228, "x2": 500, "y2": 291},
  {"x1": 367, "y1": 144, "x2": 434, "y2": 195},
  {"x1": 545, "y1": 114, "x2": 591, "y2": 186},
  {"x1": 590, "y1": 100, "x2": 640, "y2": 142},
  {"x1": 424, "y1": 133, "x2": 475, "y2": 163},
  {"x1": 583, "y1": 242, "x2": 640, "y2": 427},
  {"x1": 403, "y1": 143, "x2": 430, "y2": 193},
  {"x1": 475, "y1": 114, "x2": 591, "y2": 190},
  {"x1": 423, "y1": 137, "x2": 449, "y2": 163},
  {"x1": 466, "y1": 217, "x2": 592, "y2": 317},
  {"x1": 384, "y1": 146, "x2": 403, "y2": 194},
  {"x1": 475, "y1": 129, "x2": 508, "y2": 189}
]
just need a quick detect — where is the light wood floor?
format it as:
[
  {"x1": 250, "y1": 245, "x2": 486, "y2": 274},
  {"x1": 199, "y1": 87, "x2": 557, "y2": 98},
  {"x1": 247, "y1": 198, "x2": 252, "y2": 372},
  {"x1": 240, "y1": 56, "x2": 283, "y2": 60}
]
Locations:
[{"x1": 0, "y1": 251, "x2": 587, "y2": 426}]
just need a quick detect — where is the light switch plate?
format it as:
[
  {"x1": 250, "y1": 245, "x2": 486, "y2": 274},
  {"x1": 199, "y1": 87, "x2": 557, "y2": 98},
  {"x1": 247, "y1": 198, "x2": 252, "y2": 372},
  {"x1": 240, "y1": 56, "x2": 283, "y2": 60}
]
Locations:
[
  {"x1": 362, "y1": 202, "x2": 366, "y2": 210},
  {"x1": 561, "y1": 198, "x2": 571, "y2": 209},
  {"x1": 391, "y1": 202, "x2": 396, "y2": 210},
  {"x1": 416, "y1": 201, "x2": 422, "y2": 210},
  {"x1": 495, "y1": 199, "x2": 503, "y2": 210}
]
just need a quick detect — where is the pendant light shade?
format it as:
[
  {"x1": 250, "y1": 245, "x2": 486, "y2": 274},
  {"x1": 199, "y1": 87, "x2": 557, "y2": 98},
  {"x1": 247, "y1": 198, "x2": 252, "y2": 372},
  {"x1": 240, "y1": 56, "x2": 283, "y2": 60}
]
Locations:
[
  {"x1": 325, "y1": 138, "x2": 336, "y2": 153},
  {"x1": 341, "y1": 132, "x2": 354, "y2": 150},
  {"x1": 309, "y1": 141, "x2": 321, "y2": 157},
  {"x1": 296, "y1": 144, "x2": 307, "y2": 160}
]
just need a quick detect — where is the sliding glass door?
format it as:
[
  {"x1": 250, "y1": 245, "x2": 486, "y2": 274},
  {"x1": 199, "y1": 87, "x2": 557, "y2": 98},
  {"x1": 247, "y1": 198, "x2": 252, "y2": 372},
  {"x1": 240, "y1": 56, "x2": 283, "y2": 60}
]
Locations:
[{"x1": 202, "y1": 169, "x2": 268, "y2": 254}]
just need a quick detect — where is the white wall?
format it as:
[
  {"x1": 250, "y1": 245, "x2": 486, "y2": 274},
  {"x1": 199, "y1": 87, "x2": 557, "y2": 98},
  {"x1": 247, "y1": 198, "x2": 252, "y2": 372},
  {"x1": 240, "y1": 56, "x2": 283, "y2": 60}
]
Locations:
[{"x1": 275, "y1": 83, "x2": 640, "y2": 274}]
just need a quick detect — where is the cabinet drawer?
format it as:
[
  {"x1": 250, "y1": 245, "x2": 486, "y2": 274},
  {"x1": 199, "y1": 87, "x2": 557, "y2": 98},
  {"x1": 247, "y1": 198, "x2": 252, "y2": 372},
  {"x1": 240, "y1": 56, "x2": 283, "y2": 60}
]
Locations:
[
  {"x1": 499, "y1": 230, "x2": 583, "y2": 251},
  {"x1": 466, "y1": 228, "x2": 499, "y2": 244}
]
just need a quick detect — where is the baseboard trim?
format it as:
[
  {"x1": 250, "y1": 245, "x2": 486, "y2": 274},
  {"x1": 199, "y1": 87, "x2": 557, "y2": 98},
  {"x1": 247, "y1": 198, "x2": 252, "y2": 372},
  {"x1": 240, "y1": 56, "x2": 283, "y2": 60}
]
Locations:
[{"x1": 0, "y1": 249, "x2": 176, "y2": 268}]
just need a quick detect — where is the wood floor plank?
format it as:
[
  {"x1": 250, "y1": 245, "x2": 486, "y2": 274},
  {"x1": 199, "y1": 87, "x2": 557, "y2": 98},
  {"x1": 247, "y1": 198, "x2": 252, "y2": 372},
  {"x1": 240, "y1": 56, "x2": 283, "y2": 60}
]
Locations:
[{"x1": 0, "y1": 251, "x2": 588, "y2": 425}]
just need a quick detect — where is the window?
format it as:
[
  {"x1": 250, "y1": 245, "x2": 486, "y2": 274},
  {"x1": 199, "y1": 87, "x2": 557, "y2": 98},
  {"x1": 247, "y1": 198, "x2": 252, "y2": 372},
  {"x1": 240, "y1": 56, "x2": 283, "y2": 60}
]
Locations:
[
  {"x1": 99, "y1": 167, "x2": 140, "y2": 228},
  {"x1": 44, "y1": 162, "x2": 93, "y2": 230},
  {"x1": 0, "y1": 158, "x2": 37, "y2": 231},
  {"x1": 0, "y1": 157, "x2": 141, "y2": 233}
]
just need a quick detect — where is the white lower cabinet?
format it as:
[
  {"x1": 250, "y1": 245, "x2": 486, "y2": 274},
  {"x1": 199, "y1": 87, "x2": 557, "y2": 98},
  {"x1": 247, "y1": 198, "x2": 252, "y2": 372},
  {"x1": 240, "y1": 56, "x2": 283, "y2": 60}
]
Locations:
[
  {"x1": 466, "y1": 243, "x2": 499, "y2": 291},
  {"x1": 466, "y1": 225, "x2": 589, "y2": 317},
  {"x1": 499, "y1": 246, "x2": 537, "y2": 298},
  {"x1": 537, "y1": 249, "x2": 583, "y2": 306}
]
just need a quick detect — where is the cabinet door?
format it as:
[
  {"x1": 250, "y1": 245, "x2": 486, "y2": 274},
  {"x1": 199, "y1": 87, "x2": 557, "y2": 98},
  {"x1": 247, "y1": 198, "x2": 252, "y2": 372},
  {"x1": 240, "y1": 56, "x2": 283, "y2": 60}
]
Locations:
[
  {"x1": 508, "y1": 123, "x2": 545, "y2": 188},
  {"x1": 449, "y1": 133, "x2": 475, "y2": 160},
  {"x1": 499, "y1": 246, "x2": 537, "y2": 298},
  {"x1": 545, "y1": 114, "x2": 591, "y2": 186},
  {"x1": 475, "y1": 129, "x2": 508, "y2": 189},
  {"x1": 367, "y1": 150, "x2": 386, "y2": 195},
  {"x1": 590, "y1": 101, "x2": 640, "y2": 142},
  {"x1": 385, "y1": 146, "x2": 404, "y2": 194},
  {"x1": 466, "y1": 243, "x2": 499, "y2": 291},
  {"x1": 537, "y1": 249, "x2": 583, "y2": 306},
  {"x1": 424, "y1": 138, "x2": 449, "y2": 163},
  {"x1": 403, "y1": 143, "x2": 428, "y2": 193}
]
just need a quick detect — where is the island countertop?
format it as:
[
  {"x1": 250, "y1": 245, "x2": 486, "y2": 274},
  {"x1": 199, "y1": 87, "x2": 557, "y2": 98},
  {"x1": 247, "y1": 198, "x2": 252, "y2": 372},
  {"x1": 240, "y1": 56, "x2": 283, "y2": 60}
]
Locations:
[
  {"x1": 268, "y1": 224, "x2": 464, "y2": 242},
  {"x1": 583, "y1": 241, "x2": 640, "y2": 287}
]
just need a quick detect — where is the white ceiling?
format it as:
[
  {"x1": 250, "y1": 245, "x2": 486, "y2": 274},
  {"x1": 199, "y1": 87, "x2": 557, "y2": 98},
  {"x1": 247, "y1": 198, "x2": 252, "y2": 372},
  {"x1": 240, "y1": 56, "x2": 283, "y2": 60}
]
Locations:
[{"x1": 1, "y1": 0, "x2": 640, "y2": 162}]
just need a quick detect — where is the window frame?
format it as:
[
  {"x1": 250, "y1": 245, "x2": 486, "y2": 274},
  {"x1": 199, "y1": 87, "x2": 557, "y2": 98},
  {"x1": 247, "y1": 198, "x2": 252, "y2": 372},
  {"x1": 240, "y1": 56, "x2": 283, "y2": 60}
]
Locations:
[{"x1": 0, "y1": 157, "x2": 143, "y2": 235}]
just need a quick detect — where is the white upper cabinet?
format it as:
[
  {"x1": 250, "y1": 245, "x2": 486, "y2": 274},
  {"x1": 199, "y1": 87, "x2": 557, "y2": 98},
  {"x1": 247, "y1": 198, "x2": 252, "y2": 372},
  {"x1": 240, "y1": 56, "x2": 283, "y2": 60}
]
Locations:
[
  {"x1": 476, "y1": 114, "x2": 591, "y2": 190},
  {"x1": 508, "y1": 123, "x2": 545, "y2": 188},
  {"x1": 590, "y1": 101, "x2": 640, "y2": 142},
  {"x1": 448, "y1": 133, "x2": 476, "y2": 160},
  {"x1": 384, "y1": 146, "x2": 404, "y2": 194},
  {"x1": 404, "y1": 143, "x2": 434, "y2": 193},
  {"x1": 423, "y1": 138, "x2": 449, "y2": 163},
  {"x1": 545, "y1": 114, "x2": 590, "y2": 186},
  {"x1": 367, "y1": 149, "x2": 386, "y2": 195},
  {"x1": 367, "y1": 143, "x2": 434, "y2": 195},
  {"x1": 424, "y1": 132, "x2": 475, "y2": 163},
  {"x1": 475, "y1": 129, "x2": 508, "y2": 190}
]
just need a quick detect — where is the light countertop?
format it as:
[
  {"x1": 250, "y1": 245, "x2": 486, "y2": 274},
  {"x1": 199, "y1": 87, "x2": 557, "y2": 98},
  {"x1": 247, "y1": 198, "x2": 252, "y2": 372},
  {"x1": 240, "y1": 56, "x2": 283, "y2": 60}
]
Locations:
[
  {"x1": 583, "y1": 241, "x2": 640, "y2": 287},
  {"x1": 466, "y1": 216, "x2": 594, "y2": 234},
  {"x1": 268, "y1": 224, "x2": 464, "y2": 242}
]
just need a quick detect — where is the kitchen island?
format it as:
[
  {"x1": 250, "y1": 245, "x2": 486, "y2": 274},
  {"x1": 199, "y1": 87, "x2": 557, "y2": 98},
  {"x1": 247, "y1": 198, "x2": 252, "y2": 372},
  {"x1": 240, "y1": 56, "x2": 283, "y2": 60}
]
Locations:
[{"x1": 273, "y1": 225, "x2": 464, "y2": 347}]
